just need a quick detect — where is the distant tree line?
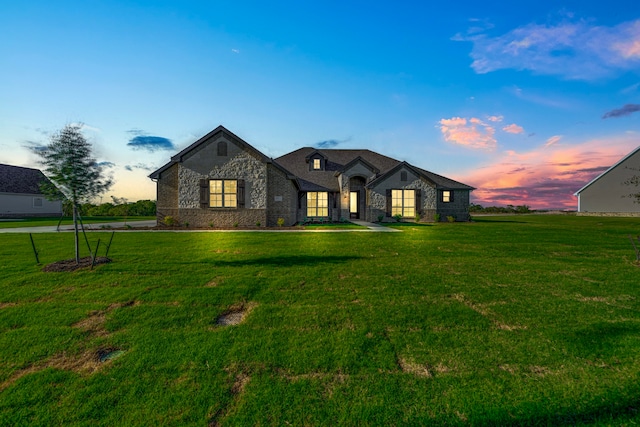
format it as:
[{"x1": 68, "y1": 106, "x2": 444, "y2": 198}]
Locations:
[
  {"x1": 62, "y1": 198, "x2": 156, "y2": 217},
  {"x1": 469, "y1": 203, "x2": 532, "y2": 214}
]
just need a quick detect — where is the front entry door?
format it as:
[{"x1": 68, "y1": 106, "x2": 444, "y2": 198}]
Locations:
[{"x1": 350, "y1": 191, "x2": 359, "y2": 219}]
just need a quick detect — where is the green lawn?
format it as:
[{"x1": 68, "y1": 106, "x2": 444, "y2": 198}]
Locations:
[
  {"x1": 0, "y1": 216, "x2": 155, "y2": 229},
  {"x1": 1, "y1": 215, "x2": 640, "y2": 426}
]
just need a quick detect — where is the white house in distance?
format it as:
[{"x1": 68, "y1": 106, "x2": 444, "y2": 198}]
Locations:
[
  {"x1": 0, "y1": 164, "x2": 63, "y2": 218},
  {"x1": 574, "y1": 147, "x2": 640, "y2": 216}
]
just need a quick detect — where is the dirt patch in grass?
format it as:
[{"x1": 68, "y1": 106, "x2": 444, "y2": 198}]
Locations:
[
  {"x1": 73, "y1": 301, "x2": 136, "y2": 336},
  {"x1": 208, "y1": 367, "x2": 253, "y2": 427},
  {"x1": 214, "y1": 302, "x2": 257, "y2": 326},
  {"x1": 398, "y1": 357, "x2": 433, "y2": 377},
  {"x1": 43, "y1": 256, "x2": 111, "y2": 272},
  {"x1": 0, "y1": 302, "x2": 17, "y2": 309},
  {"x1": 231, "y1": 372, "x2": 251, "y2": 395},
  {"x1": 450, "y1": 293, "x2": 527, "y2": 331},
  {"x1": 0, "y1": 301, "x2": 137, "y2": 392},
  {"x1": 0, "y1": 346, "x2": 125, "y2": 392}
]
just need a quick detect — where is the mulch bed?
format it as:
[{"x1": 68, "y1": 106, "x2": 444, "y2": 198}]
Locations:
[{"x1": 43, "y1": 256, "x2": 111, "y2": 272}]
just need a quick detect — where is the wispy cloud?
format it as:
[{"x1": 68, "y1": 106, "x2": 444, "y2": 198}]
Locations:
[
  {"x1": 124, "y1": 163, "x2": 154, "y2": 172},
  {"x1": 314, "y1": 137, "x2": 351, "y2": 149},
  {"x1": 544, "y1": 135, "x2": 562, "y2": 147},
  {"x1": 439, "y1": 117, "x2": 497, "y2": 150},
  {"x1": 457, "y1": 17, "x2": 640, "y2": 80},
  {"x1": 510, "y1": 86, "x2": 571, "y2": 109},
  {"x1": 487, "y1": 115, "x2": 503, "y2": 122},
  {"x1": 602, "y1": 103, "x2": 640, "y2": 119},
  {"x1": 23, "y1": 140, "x2": 47, "y2": 153},
  {"x1": 502, "y1": 123, "x2": 524, "y2": 134},
  {"x1": 458, "y1": 135, "x2": 638, "y2": 209},
  {"x1": 71, "y1": 122, "x2": 101, "y2": 133},
  {"x1": 96, "y1": 161, "x2": 116, "y2": 168}
]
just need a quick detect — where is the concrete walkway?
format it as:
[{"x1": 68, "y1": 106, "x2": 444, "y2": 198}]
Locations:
[
  {"x1": 0, "y1": 220, "x2": 157, "y2": 233},
  {"x1": 348, "y1": 220, "x2": 401, "y2": 232},
  {"x1": 0, "y1": 220, "x2": 401, "y2": 233}
]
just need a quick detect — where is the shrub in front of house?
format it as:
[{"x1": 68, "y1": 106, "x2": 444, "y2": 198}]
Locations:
[
  {"x1": 164, "y1": 216, "x2": 177, "y2": 227},
  {"x1": 447, "y1": 215, "x2": 455, "y2": 223},
  {"x1": 434, "y1": 213, "x2": 440, "y2": 222},
  {"x1": 393, "y1": 214, "x2": 402, "y2": 222},
  {"x1": 277, "y1": 218, "x2": 285, "y2": 227}
]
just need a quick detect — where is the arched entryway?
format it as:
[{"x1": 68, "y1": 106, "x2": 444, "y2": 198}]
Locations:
[{"x1": 349, "y1": 176, "x2": 366, "y2": 219}]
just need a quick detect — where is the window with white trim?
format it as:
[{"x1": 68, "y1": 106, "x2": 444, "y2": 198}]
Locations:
[{"x1": 307, "y1": 192, "x2": 328, "y2": 217}]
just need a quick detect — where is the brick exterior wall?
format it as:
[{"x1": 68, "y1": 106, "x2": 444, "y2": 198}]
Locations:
[
  {"x1": 266, "y1": 164, "x2": 298, "y2": 226},
  {"x1": 437, "y1": 189, "x2": 470, "y2": 221},
  {"x1": 368, "y1": 171, "x2": 438, "y2": 222},
  {"x1": 157, "y1": 207, "x2": 267, "y2": 228},
  {"x1": 156, "y1": 163, "x2": 179, "y2": 224}
]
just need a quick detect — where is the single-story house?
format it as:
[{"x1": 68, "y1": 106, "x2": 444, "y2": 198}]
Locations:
[
  {"x1": 574, "y1": 146, "x2": 640, "y2": 215},
  {"x1": 149, "y1": 126, "x2": 474, "y2": 227},
  {"x1": 0, "y1": 164, "x2": 63, "y2": 217}
]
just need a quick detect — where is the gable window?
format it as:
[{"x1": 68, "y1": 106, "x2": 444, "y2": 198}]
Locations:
[
  {"x1": 313, "y1": 158, "x2": 321, "y2": 170},
  {"x1": 442, "y1": 190, "x2": 453, "y2": 203},
  {"x1": 391, "y1": 189, "x2": 415, "y2": 217},
  {"x1": 217, "y1": 141, "x2": 227, "y2": 156},
  {"x1": 307, "y1": 192, "x2": 328, "y2": 217},
  {"x1": 400, "y1": 171, "x2": 407, "y2": 182}
]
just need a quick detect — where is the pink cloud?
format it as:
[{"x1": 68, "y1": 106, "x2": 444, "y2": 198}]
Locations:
[
  {"x1": 502, "y1": 123, "x2": 524, "y2": 134},
  {"x1": 439, "y1": 117, "x2": 497, "y2": 150},
  {"x1": 487, "y1": 115, "x2": 504, "y2": 122},
  {"x1": 544, "y1": 135, "x2": 562, "y2": 147},
  {"x1": 457, "y1": 136, "x2": 640, "y2": 209}
]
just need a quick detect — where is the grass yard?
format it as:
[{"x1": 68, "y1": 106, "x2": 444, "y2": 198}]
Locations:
[{"x1": 1, "y1": 215, "x2": 640, "y2": 425}]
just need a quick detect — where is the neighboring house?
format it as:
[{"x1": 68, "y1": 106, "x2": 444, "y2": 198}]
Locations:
[
  {"x1": 574, "y1": 146, "x2": 640, "y2": 215},
  {"x1": 0, "y1": 164, "x2": 63, "y2": 217},
  {"x1": 149, "y1": 125, "x2": 474, "y2": 227}
]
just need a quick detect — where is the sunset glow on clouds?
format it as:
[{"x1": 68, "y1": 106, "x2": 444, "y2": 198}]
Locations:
[
  {"x1": 439, "y1": 117, "x2": 496, "y2": 150},
  {"x1": 458, "y1": 136, "x2": 639, "y2": 209},
  {"x1": 439, "y1": 116, "x2": 526, "y2": 150},
  {"x1": 502, "y1": 123, "x2": 524, "y2": 134}
]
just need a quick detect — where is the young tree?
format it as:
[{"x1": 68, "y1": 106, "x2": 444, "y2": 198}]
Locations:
[{"x1": 37, "y1": 124, "x2": 113, "y2": 264}]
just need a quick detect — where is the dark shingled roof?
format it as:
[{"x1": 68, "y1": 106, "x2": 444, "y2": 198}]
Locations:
[
  {"x1": 275, "y1": 148, "x2": 401, "y2": 191},
  {"x1": 275, "y1": 147, "x2": 474, "y2": 191},
  {"x1": 0, "y1": 164, "x2": 49, "y2": 195}
]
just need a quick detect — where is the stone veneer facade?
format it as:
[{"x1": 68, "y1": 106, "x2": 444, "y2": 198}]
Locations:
[
  {"x1": 156, "y1": 151, "x2": 295, "y2": 228},
  {"x1": 152, "y1": 126, "x2": 473, "y2": 227},
  {"x1": 368, "y1": 178, "x2": 438, "y2": 222}
]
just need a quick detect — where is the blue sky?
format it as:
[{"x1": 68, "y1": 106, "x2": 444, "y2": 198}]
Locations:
[{"x1": 2, "y1": 1, "x2": 640, "y2": 208}]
